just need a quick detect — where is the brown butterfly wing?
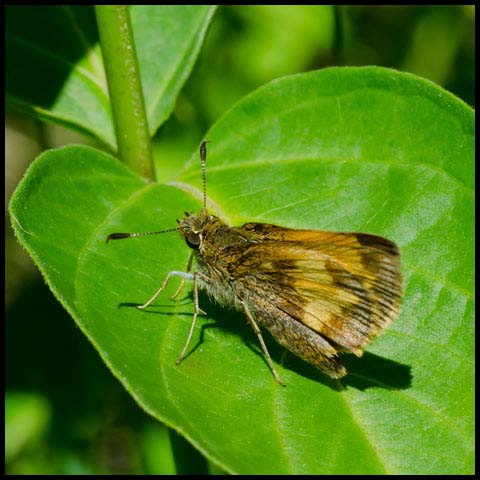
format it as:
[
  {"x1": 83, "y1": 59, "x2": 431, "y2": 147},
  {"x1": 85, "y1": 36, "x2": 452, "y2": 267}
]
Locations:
[{"x1": 232, "y1": 223, "x2": 402, "y2": 374}]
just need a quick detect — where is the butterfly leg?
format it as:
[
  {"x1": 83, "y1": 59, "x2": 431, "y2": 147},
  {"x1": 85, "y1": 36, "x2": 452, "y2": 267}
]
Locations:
[
  {"x1": 176, "y1": 271, "x2": 208, "y2": 365},
  {"x1": 240, "y1": 300, "x2": 286, "y2": 387},
  {"x1": 169, "y1": 252, "x2": 194, "y2": 301},
  {"x1": 137, "y1": 270, "x2": 194, "y2": 310}
]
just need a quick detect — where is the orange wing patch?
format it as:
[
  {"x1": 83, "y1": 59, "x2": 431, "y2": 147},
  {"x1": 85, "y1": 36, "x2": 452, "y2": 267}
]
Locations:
[{"x1": 236, "y1": 227, "x2": 402, "y2": 356}]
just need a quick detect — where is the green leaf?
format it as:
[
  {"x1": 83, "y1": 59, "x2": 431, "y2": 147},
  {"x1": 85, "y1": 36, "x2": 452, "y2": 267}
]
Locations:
[
  {"x1": 6, "y1": 5, "x2": 216, "y2": 149},
  {"x1": 130, "y1": 5, "x2": 217, "y2": 136},
  {"x1": 6, "y1": 6, "x2": 113, "y2": 147},
  {"x1": 10, "y1": 67, "x2": 474, "y2": 474}
]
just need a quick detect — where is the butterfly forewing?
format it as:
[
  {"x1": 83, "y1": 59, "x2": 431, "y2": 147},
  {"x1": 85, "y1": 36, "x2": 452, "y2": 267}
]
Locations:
[{"x1": 232, "y1": 224, "x2": 402, "y2": 375}]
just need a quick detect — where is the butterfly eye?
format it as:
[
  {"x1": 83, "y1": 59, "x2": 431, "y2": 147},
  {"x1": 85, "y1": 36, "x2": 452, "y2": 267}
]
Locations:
[{"x1": 186, "y1": 232, "x2": 201, "y2": 249}]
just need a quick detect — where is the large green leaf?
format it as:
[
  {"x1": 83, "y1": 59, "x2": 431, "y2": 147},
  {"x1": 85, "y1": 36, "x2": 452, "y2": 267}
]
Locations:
[
  {"x1": 6, "y1": 5, "x2": 216, "y2": 149},
  {"x1": 10, "y1": 67, "x2": 474, "y2": 474}
]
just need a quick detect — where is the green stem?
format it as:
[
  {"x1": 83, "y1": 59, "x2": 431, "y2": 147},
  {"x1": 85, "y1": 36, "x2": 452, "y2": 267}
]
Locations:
[{"x1": 95, "y1": 6, "x2": 154, "y2": 181}]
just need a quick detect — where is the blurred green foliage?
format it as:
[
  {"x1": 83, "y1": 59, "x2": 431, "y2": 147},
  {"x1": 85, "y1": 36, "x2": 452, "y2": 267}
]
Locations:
[
  {"x1": 153, "y1": 5, "x2": 474, "y2": 180},
  {"x1": 6, "y1": 5, "x2": 474, "y2": 474}
]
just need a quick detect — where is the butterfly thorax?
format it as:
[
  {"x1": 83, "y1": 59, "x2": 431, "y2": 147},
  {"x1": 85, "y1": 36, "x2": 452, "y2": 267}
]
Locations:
[{"x1": 178, "y1": 211, "x2": 255, "y2": 305}]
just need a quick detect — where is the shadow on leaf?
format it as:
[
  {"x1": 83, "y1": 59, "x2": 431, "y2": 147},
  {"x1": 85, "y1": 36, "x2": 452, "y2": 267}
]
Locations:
[{"x1": 119, "y1": 291, "x2": 412, "y2": 392}]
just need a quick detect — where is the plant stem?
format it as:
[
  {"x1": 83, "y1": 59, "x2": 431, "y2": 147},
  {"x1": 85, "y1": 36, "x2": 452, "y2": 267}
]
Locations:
[{"x1": 95, "y1": 6, "x2": 154, "y2": 181}]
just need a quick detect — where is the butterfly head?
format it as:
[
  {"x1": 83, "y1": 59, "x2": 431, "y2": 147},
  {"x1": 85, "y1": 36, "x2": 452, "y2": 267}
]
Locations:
[{"x1": 178, "y1": 210, "x2": 219, "y2": 250}]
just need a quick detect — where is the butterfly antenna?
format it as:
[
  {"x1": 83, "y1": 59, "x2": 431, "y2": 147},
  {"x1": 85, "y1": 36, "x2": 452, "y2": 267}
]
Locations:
[
  {"x1": 106, "y1": 227, "x2": 179, "y2": 243},
  {"x1": 200, "y1": 140, "x2": 210, "y2": 215}
]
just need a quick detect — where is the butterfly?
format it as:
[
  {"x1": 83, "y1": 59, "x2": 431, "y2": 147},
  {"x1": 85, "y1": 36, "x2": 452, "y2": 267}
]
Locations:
[{"x1": 108, "y1": 141, "x2": 403, "y2": 385}]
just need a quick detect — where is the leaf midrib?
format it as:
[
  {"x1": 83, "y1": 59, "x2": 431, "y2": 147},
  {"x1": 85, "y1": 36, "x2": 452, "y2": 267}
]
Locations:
[{"x1": 181, "y1": 156, "x2": 473, "y2": 193}]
